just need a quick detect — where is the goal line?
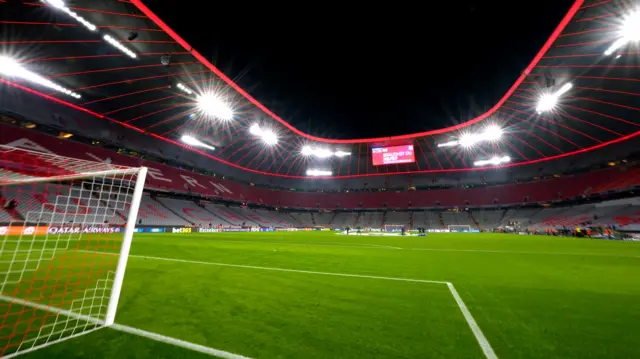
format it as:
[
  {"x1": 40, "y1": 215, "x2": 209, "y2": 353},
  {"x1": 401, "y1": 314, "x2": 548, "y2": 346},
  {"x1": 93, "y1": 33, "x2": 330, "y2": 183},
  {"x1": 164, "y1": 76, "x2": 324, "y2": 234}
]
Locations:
[{"x1": 80, "y1": 250, "x2": 498, "y2": 359}]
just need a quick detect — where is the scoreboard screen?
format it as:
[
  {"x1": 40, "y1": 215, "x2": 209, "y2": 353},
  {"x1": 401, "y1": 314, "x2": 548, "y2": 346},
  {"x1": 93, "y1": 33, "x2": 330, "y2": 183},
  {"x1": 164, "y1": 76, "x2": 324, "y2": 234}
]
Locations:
[{"x1": 371, "y1": 145, "x2": 415, "y2": 166}]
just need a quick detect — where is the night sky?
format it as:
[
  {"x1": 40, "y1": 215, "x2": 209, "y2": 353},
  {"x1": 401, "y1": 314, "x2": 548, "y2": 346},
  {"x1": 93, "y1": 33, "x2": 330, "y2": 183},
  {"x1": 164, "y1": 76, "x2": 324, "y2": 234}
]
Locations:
[{"x1": 146, "y1": 0, "x2": 576, "y2": 139}]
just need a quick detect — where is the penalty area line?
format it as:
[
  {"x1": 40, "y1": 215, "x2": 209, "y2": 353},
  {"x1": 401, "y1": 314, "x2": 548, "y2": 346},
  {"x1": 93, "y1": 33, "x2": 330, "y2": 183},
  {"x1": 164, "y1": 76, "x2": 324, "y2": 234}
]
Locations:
[
  {"x1": 78, "y1": 250, "x2": 497, "y2": 358},
  {"x1": 78, "y1": 250, "x2": 446, "y2": 284}
]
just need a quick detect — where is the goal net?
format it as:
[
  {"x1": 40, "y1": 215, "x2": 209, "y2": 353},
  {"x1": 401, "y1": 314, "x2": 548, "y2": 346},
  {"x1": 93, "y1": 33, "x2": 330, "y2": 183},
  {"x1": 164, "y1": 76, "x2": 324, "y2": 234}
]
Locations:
[
  {"x1": 0, "y1": 146, "x2": 147, "y2": 358},
  {"x1": 384, "y1": 224, "x2": 405, "y2": 232},
  {"x1": 448, "y1": 225, "x2": 472, "y2": 232}
]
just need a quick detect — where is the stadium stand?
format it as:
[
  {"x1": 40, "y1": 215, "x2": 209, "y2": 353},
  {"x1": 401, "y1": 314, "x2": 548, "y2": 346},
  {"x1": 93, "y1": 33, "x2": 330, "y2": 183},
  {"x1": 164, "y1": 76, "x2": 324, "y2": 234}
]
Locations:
[{"x1": 0, "y1": 125, "x2": 638, "y2": 211}]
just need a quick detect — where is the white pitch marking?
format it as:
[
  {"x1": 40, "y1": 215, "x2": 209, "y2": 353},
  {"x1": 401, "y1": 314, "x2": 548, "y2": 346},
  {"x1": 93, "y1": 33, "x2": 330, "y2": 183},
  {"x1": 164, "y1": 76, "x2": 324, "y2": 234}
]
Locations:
[
  {"x1": 0, "y1": 294, "x2": 255, "y2": 359},
  {"x1": 77, "y1": 251, "x2": 499, "y2": 358},
  {"x1": 408, "y1": 247, "x2": 640, "y2": 258},
  {"x1": 446, "y1": 284, "x2": 498, "y2": 359},
  {"x1": 78, "y1": 250, "x2": 447, "y2": 284},
  {"x1": 190, "y1": 238, "x2": 402, "y2": 250},
  {"x1": 111, "y1": 324, "x2": 254, "y2": 359},
  {"x1": 182, "y1": 238, "x2": 637, "y2": 257}
]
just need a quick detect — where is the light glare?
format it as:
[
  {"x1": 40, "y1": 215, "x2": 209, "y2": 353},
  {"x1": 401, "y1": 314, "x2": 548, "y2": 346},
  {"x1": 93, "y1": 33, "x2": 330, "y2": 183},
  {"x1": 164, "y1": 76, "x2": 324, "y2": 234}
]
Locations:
[
  {"x1": 474, "y1": 155, "x2": 510, "y2": 167},
  {"x1": 604, "y1": 10, "x2": 640, "y2": 55},
  {"x1": 300, "y1": 146, "x2": 350, "y2": 158},
  {"x1": 181, "y1": 135, "x2": 215, "y2": 151},
  {"x1": 536, "y1": 82, "x2": 572, "y2": 114},
  {"x1": 306, "y1": 169, "x2": 332, "y2": 176},
  {"x1": 249, "y1": 124, "x2": 278, "y2": 145},
  {"x1": 0, "y1": 56, "x2": 81, "y2": 99},
  {"x1": 197, "y1": 93, "x2": 233, "y2": 120}
]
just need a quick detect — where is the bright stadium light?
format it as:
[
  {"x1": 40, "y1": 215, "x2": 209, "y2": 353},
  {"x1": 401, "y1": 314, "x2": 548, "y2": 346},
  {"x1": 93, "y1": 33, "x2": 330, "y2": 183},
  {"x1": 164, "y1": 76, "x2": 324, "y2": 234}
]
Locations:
[
  {"x1": 197, "y1": 93, "x2": 233, "y2": 120},
  {"x1": 103, "y1": 34, "x2": 137, "y2": 59},
  {"x1": 181, "y1": 135, "x2": 215, "y2": 151},
  {"x1": 604, "y1": 10, "x2": 640, "y2": 56},
  {"x1": 439, "y1": 125, "x2": 503, "y2": 148},
  {"x1": 300, "y1": 146, "x2": 350, "y2": 158},
  {"x1": 306, "y1": 169, "x2": 332, "y2": 176},
  {"x1": 249, "y1": 124, "x2": 278, "y2": 145},
  {"x1": 474, "y1": 155, "x2": 510, "y2": 167},
  {"x1": 536, "y1": 82, "x2": 572, "y2": 114},
  {"x1": 0, "y1": 56, "x2": 81, "y2": 98},
  {"x1": 42, "y1": 0, "x2": 97, "y2": 31},
  {"x1": 176, "y1": 83, "x2": 193, "y2": 95}
]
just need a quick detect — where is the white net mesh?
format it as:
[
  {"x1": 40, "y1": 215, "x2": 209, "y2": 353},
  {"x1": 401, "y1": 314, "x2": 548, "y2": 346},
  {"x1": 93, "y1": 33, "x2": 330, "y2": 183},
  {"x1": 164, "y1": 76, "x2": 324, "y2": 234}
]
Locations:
[
  {"x1": 448, "y1": 225, "x2": 472, "y2": 232},
  {"x1": 384, "y1": 225, "x2": 405, "y2": 232},
  {"x1": 0, "y1": 146, "x2": 144, "y2": 357}
]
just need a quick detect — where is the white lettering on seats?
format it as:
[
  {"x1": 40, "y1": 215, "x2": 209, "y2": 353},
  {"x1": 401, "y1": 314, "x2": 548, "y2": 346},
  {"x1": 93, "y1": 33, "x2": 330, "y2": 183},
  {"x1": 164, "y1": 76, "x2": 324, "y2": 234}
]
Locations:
[
  {"x1": 4, "y1": 139, "x2": 53, "y2": 154},
  {"x1": 209, "y1": 182, "x2": 233, "y2": 194},
  {"x1": 147, "y1": 167, "x2": 172, "y2": 182},
  {"x1": 180, "y1": 175, "x2": 207, "y2": 189}
]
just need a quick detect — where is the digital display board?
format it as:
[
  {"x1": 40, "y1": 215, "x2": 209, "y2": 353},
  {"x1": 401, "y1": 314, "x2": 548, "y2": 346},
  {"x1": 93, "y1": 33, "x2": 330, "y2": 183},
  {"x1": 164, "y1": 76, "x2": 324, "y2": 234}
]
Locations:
[{"x1": 371, "y1": 145, "x2": 415, "y2": 165}]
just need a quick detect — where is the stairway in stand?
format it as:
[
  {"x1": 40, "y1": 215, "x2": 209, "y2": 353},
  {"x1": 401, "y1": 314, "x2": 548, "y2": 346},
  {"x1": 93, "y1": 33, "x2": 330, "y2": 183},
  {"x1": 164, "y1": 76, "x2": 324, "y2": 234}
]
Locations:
[
  {"x1": 468, "y1": 211, "x2": 481, "y2": 230},
  {"x1": 153, "y1": 197, "x2": 194, "y2": 225},
  {"x1": 354, "y1": 212, "x2": 362, "y2": 227},
  {"x1": 438, "y1": 212, "x2": 445, "y2": 228},
  {"x1": 328, "y1": 212, "x2": 338, "y2": 226}
]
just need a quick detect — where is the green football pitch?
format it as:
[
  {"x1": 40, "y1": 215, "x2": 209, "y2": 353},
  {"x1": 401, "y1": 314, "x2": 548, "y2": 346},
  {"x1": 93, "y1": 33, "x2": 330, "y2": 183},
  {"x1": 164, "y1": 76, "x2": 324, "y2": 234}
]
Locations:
[{"x1": 14, "y1": 232, "x2": 640, "y2": 359}]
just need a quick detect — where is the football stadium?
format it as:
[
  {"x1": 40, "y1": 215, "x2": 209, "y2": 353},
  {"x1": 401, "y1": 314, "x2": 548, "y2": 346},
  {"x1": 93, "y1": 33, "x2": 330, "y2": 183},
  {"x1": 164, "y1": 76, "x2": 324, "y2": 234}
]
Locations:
[{"x1": 0, "y1": 0, "x2": 640, "y2": 358}]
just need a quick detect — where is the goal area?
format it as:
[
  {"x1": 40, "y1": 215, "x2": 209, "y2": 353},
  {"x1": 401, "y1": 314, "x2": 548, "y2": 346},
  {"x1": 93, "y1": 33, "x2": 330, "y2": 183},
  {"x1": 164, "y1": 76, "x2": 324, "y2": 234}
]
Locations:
[
  {"x1": 0, "y1": 146, "x2": 147, "y2": 358},
  {"x1": 448, "y1": 225, "x2": 472, "y2": 232},
  {"x1": 384, "y1": 224, "x2": 405, "y2": 232}
]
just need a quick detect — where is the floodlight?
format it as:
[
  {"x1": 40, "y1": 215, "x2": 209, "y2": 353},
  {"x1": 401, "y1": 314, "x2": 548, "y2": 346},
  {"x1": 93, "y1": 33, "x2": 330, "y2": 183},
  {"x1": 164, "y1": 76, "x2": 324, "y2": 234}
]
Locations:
[
  {"x1": 483, "y1": 125, "x2": 503, "y2": 141},
  {"x1": 301, "y1": 146, "x2": 313, "y2": 156},
  {"x1": 306, "y1": 169, "x2": 332, "y2": 176},
  {"x1": 42, "y1": 0, "x2": 97, "y2": 31},
  {"x1": 300, "y1": 146, "x2": 348, "y2": 158},
  {"x1": 458, "y1": 133, "x2": 476, "y2": 148},
  {"x1": 103, "y1": 34, "x2": 137, "y2": 58},
  {"x1": 536, "y1": 82, "x2": 572, "y2": 114},
  {"x1": 0, "y1": 56, "x2": 81, "y2": 99},
  {"x1": 181, "y1": 135, "x2": 215, "y2": 151},
  {"x1": 622, "y1": 11, "x2": 640, "y2": 41},
  {"x1": 474, "y1": 155, "x2": 510, "y2": 167},
  {"x1": 604, "y1": 10, "x2": 640, "y2": 55},
  {"x1": 249, "y1": 124, "x2": 278, "y2": 145},
  {"x1": 261, "y1": 129, "x2": 278, "y2": 145},
  {"x1": 176, "y1": 83, "x2": 193, "y2": 95},
  {"x1": 197, "y1": 93, "x2": 233, "y2": 120}
]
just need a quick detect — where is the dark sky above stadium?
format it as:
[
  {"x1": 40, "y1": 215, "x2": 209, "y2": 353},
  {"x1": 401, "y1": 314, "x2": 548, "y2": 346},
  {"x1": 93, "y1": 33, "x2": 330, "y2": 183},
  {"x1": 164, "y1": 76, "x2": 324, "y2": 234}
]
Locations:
[{"x1": 147, "y1": 0, "x2": 576, "y2": 139}]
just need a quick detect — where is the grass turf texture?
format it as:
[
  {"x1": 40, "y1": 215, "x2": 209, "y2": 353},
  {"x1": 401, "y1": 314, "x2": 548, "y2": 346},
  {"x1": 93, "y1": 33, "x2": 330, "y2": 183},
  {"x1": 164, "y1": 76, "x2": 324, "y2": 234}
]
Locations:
[{"x1": 15, "y1": 232, "x2": 640, "y2": 359}]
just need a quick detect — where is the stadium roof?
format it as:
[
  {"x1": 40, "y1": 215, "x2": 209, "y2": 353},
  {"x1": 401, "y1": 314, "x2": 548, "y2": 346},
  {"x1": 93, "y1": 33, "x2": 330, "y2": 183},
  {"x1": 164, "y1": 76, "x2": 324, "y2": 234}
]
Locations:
[{"x1": 1, "y1": 0, "x2": 639, "y2": 179}]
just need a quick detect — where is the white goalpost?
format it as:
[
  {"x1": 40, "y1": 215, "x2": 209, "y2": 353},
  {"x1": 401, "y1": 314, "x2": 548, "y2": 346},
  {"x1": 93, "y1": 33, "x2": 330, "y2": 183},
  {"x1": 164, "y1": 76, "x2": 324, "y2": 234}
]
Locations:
[
  {"x1": 447, "y1": 225, "x2": 472, "y2": 232},
  {"x1": 383, "y1": 224, "x2": 406, "y2": 232},
  {"x1": 0, "y1": 146, "x2": 147, "y2": 357}
]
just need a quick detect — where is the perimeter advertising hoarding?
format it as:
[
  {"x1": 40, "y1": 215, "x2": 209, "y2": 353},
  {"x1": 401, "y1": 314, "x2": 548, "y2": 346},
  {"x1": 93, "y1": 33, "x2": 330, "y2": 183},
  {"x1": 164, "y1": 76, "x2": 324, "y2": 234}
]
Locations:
[
  {"x1": 171, "y1": 227, "x2": 193, "y2": 233},
  {"x1": 135, "y1": 228, "x2": 165, "y2": 233},
  {"x1": 197, "y1": 228, "x2": 220, "y2": 233},
  {"x1": 221, "y1": 227, "x2": 250, "y2": 232},
  {"x1": 0, "y1": 226, "x2": 123, "y2": 236},
  {"x1": 0, "y1": 226, "x2": 49, "y2": 236}
]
